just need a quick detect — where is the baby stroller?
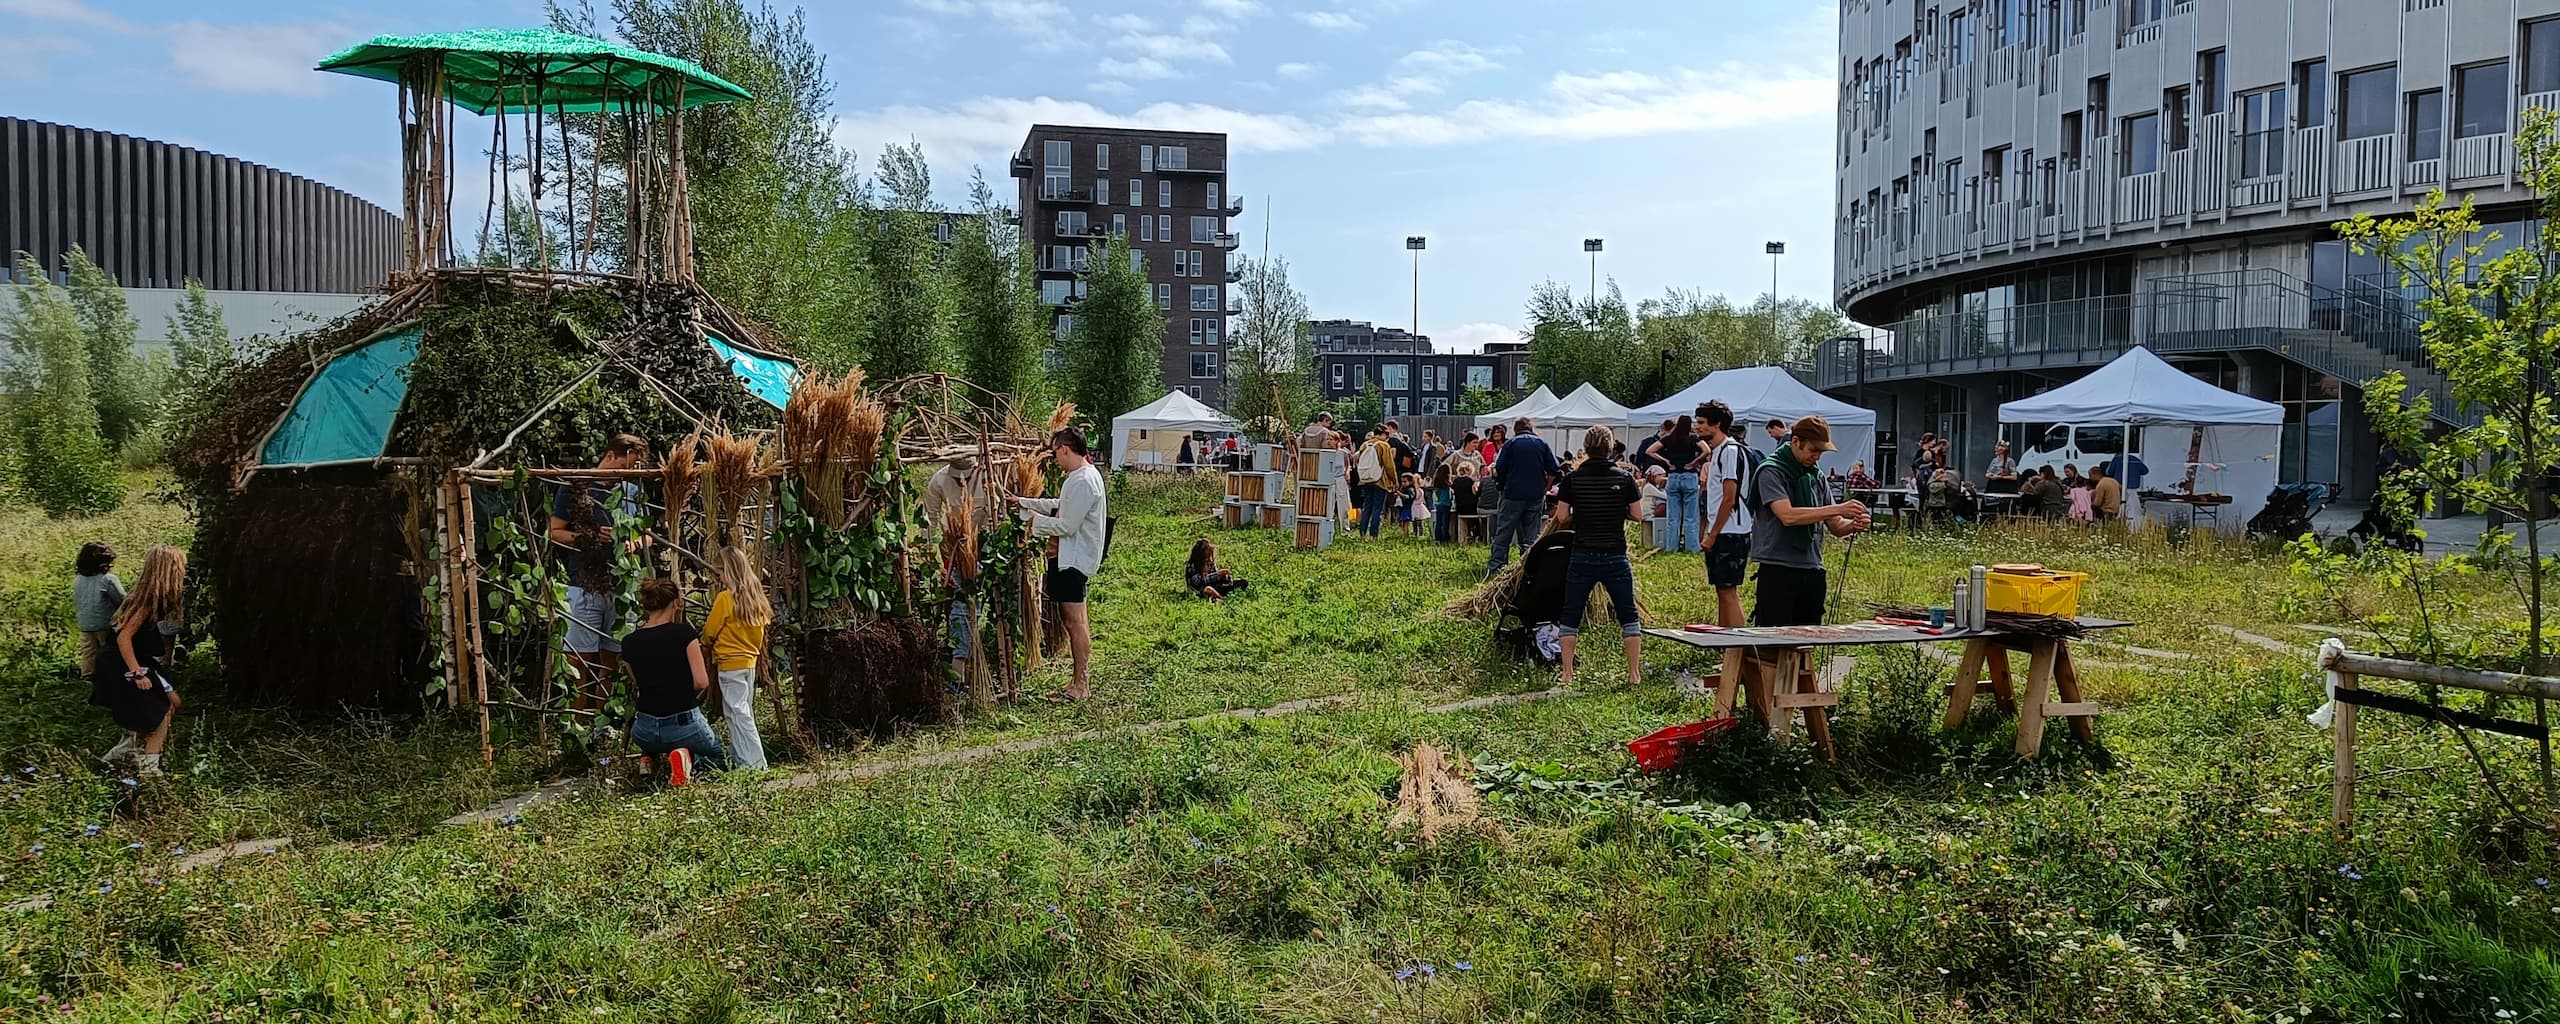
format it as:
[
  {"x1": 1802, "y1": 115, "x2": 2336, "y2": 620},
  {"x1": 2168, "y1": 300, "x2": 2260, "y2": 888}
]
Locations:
[
  {"x1": 1493, "y1": 531, "x2": 1576, "y2": 666},
  {"x1": 2247, "y1": 482, "x2": 2335, "y2": 540}
]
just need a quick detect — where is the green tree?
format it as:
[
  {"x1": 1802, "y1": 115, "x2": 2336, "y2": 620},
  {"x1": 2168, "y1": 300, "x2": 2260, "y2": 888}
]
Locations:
[
  {"x1": 1227, "y1": 254, "x2": 1316, "y2": 440},
  {"x1": 1351, "y1": 382, "x2": 1385, "y2": 427},
  {"x1": 862, "y1": 141, "x2": 950, "y2": 380},
  {"x1": 1060, "y1": 234, "x2": 1161, "y2": 447},
  {"x1": 1455, "y1": 383, "x2": 1507, "y2": 417},
  {"x1": 946, "y1": 170, "x2": 1041, "y2": 404},
  {"x1": 161, "y1": 279, "x2": 237, "y2": 444},
  {"x1": 62, "y1": 247, "x2": 151, "y2": 451},
  {"x1": 1, "y1": 255, "x2": 122, "y2": 515},
  {"x1": 1523, "y1": 279, "x2": 1637, "y2": 397},
  {"x1": 2335, "y1": 109, "x2": 2560, "y2": 745}
]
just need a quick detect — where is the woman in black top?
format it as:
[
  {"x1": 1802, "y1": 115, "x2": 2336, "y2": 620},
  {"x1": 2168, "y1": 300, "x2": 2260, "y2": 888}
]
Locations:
[
  {"x1": 1550, "y1": 425, "x2": 1646, "y2": 688},
  {"x1": 623, "y1": 578, "x2": 729, "y2": 776},
  {"x1": 1654, "y1": 416, "x2": 1706, "y2": 555},
  {"x1": 92, "y1": 544, "x2": 185, "y2": 777}
]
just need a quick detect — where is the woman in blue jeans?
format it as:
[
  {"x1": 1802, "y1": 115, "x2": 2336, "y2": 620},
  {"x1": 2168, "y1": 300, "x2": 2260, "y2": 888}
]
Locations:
[
  {"x1": 621, "y1": 578, "x2": 728, "y2": 783},
  {"x1": 1551, "y1": 425, "x2": 1646, "y2": 688},
  {"x1": 1653, "y1": 415, "x2": 1706, "y2": 553}
]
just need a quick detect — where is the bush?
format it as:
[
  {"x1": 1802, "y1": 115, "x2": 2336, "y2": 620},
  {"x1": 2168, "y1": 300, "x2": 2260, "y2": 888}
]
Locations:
[{"x1": 14, "y1": 419, "x2": 122, "y2": 517}]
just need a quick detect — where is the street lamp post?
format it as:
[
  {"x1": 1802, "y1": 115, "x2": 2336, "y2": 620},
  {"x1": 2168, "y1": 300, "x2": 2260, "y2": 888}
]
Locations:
[
  {"x1": 1765, "y1": 240, "x2": 1787, "y2": 352},
  {"x1": 1583, "y1": 238, "x2": 1604, "y2": 300},
  {"x1": 1406, "y1": 235, "x2": 1427, "y2": 336}
]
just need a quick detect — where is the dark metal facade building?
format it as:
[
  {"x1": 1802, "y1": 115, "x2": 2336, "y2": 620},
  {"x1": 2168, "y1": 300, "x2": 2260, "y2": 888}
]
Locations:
[{"x1": 1, "y1": 116, "x2": 400, "y2": 292}]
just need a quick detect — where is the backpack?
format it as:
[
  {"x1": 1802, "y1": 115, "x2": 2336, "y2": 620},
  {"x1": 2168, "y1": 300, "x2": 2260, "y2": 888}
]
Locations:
[{"x1": 1355, "y1": 440, "x2": 1385, "y2": 486}]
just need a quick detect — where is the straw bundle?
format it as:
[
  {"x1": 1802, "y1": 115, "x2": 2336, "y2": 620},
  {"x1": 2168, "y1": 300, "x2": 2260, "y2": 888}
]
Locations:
[
  {"x1": 1438, "y1": 523, "x2": 1649, "y2": 623},
  {"x1": 1045, "y1": 401, "x2": 1076, "y2": 435},
  {"x1": 842, "y1": 389, "x2": 887, "y2": 505},
  {"x1": 943, "y1": 503, "x2": 981, "y2": 584},
  {"x1": 663, "y1": 430, "x2": 702, "y2": 539},
  {"x1": 784, "y1": 369, "x2": 864, "y2": 528},
  {"x1": 703, "y1": 429, "x2": 761, "y2": 544}
]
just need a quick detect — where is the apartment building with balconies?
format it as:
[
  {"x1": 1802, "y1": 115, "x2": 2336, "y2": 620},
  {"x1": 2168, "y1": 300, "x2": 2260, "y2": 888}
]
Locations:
[
  {"x1": 1828, "y1": 0, "x2": 2547, "y2": 498},
  {"x1": 1012, "y1": 124, "x2": 1238, "y2": 405}
]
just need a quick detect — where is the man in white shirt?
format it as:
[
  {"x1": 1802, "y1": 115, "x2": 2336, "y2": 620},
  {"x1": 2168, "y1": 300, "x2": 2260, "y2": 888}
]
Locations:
[
  {"x1": 1012, "y1": 427, "x2": 1109, "y2": 700},
  {"x1": 1699, "y1": 401, "x2": 1756, "y2": 628}
]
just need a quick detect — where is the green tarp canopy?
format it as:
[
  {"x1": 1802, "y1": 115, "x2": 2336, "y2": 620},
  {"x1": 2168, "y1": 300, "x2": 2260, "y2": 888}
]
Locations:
[
  {"x1": 260, "y1": 324, "x2": 422, "y2": 467},
  {"x1": 706, "y1": 332, "x2": 796, "y2": 410},
  {"x1": 315, "y1": 28, "x2": 753, "y2": 114}
]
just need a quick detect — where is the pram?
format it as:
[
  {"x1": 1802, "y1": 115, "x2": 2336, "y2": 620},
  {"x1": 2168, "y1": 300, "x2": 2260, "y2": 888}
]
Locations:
[
  {"x1": 2247, "y1": 482, "x2": 2335, "y2": 540},
  {"x1": 1492, "y1": 530, "x2": 1576, "y2": 666}
]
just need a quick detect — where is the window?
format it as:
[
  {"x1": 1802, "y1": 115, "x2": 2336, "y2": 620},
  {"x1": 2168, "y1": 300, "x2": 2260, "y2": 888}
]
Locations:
[
  {"x1": 1189, "y1": 318, "x2": 1206, "y2": 345},
  {"x1": 2239, "y1": 86, "x2": 2288, "y2": 177},
  {"x1": 1139, "y1": 216, "x2": 1154, "y2": 242},
  {"x1": 1191, "y1": 216, "x2": 1216, "y2": 242},
  {"x1": 1096, "y1": 179, "x2": 1112, "y2": 205},
  {"x1": 1160, "y1": 145, "x2": 1189, "y2": 170},
  {"x1": 2121, "y1": 112, "x2": 2159, "y2": 174},
  {"x1": 1206, "y1": 183, "x2": 1220, "y2": 210},
  {"x1": 1041, "y1": 139, "x2": 1070, "y2": 197},
  {"x1": 1057, "y1": 210, "x2": 1087, "y2": 236},
  {"x1": 2060, "y1": 110, "x2": 2083, "y2": 167},
  {"x1": 1130, "y1": 250, "x2": 1143, "y2": 272},
  {"x1": 1393, "y1": 397, "x2": 1409, "y2": 416},
  {"x1": 1041, "y1": 279, "x2": 1072, "y2": 305},
  {"x1": 1983, "y1": 146, "x2": 2007, "y2": 205},
  {"x1": 2339, "y1": 66, "x2": 2397, "y2": 139},
  {"x1": 2198, "y1": 49, "x2": 2227, "y2": 115},
  {"x1": 1514, "y1": 365, "x2": 1528, "y2": 389},
  {"x1": 1987, "y1": 0, "x2": 2010, "y2": 46},
  {"x1": 1140, "y1": 144, "x2": 1155, "y2": 171},
  {"x1": 1096, "y1": 143, "x2": 1109, "y2": 170},
  {"x1": 1422, "y1": 398, "x2": 1447, "y2": 415},
  {"x1": 2408, "y1": 89, "x2": 2444, "y2": 160},
  {"x1": 1159, "y1": 181, "x2": 1172, "y2": 207},
  {"x1": 2296, "y1": 60, "x2": 2327, "y2": 128},
  {"x1": 2531, "y1": 18, "x2": 2560, "y2": 95},
  {"x1": 1191, "y1": 352, "x2": 1219, "y2": 379},
  {"x1": 1053, "y1": 314, "x2": 1075, "y2": 341},
  {"x1": 1156, "y1": 283, "x2": 1172, "y2": 310},
  {"x1": 2457, "y1": 62, "x2": 2510, "y2": 138},
  {"x1": 2164, "y1": 87, "x2": 2190, "y2": 151},
  {"x1": 1382, "y1": 363, "x2": 1409, "y2": 390},
  {"x1": 1331, "y1": 363, "x2": 1345, "y2": 386},
  {"x1": 1947, "y1": 11, "x2": 1972, "y2": 65},
  {"x1": 2087, "y1": 75, "x2": 2109, "y2": 129},
  {"x1": 1205, "y1": 320, "x2": 1220, "y2": 346},
  {"x1": 1355, "y1": 364, "x2": 1369, "y2": 388},
  {"x1": 1160, "y1": 214, "x2": 1173, "y2": 238},
  {"x1": 1129, "y1": 179, "x2": 1141, "y2": 206},
  {"x1": 1467, "y1": 365, "x2": 1493, "y2": 390},
  {"x1": 1112, "y1": 213, "x2": 1127, "y2": 236},
  {"x1": 1191, "y1": 285, "x2": 1218, "y2": 310},
  {"x1": 2124, "y1": 0, "x2": 2163, "y2": 29}
]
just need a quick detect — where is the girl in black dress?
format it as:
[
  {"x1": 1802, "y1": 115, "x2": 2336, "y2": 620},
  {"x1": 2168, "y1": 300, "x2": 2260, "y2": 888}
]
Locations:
[{"x1": 91, "y1": 544, "x2": 184, "y2": 776}]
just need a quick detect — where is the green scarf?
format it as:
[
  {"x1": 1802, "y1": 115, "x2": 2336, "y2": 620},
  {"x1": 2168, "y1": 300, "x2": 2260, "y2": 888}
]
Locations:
[{"x1": 1762, "y1": 447, "x2": 1819, "y2": 546}]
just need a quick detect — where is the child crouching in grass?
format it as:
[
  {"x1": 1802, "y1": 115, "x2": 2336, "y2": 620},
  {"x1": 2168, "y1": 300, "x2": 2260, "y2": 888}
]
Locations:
[
  {"x1": 1185, "y1": 538, "x2": 1249, "y2": 601},
  {"x1": 701, "y1": 546, "x2": 771, "y2": 771},
  {"x1": 624, "y1": 577, "x2": 726, "y2": 784}
]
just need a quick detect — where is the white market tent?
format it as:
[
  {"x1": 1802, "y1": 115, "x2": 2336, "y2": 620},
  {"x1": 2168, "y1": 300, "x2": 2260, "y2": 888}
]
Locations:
[
  {"x1": 1527, "y1": 382, "x2": 1635, "y2": 433},
  {"x1": 1997, "y1": 346, "x2": 2282, "y2": 532},
  {"x1": 1111, "y1": 389, "x2": 1242, "y2": 470},
  {"x1": 1625, "y1": 366, "x2": 1875, "y2": 473},
  {"x1": 1473, "y1": 385, "x2": 1559, "y2": 429}
]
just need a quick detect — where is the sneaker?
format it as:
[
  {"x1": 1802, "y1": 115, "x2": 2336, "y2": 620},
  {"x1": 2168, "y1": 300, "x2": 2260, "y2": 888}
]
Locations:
[
  {"x1": 666, "y1": 748, "x2": 694, "y2": 788},
  {"x1": 132, "y1": 753, "x2": 164, "y2": 778},
  {"x1": 102, "y1": 733, "x2": 139, "y2": 767}
]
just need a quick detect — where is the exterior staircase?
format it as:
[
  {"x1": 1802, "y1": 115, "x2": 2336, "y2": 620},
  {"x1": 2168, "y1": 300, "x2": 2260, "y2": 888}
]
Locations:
[{"x1": 2145, "y1": 269, "x2": 2477, "y2": 429}]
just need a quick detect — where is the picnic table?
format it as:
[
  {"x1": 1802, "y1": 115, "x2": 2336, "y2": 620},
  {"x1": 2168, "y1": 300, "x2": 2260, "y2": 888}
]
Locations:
[{"x1": 1643, "y1": 616, "x2": 2134, "y2": 759}]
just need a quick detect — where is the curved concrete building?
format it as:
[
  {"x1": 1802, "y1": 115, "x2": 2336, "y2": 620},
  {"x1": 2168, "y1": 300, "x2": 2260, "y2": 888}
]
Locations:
[
  {"x1": 1825, "y1": 0, "x2": 2549, "y2": 499},
  {"x1": 1, "y1": 116, "x2": 400, "y2": 341}
]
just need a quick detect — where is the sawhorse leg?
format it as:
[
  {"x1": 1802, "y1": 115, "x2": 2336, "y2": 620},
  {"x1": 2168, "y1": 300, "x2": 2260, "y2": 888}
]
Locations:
[
  {"x1": 2053, "y1": 642, "x2": 2097, "y2": 744},
  {"x1": 2015, "y1": 641, "x2": 2060, "y2": 757},
  {"x1": 1766, "y1": 648, "x2": 1839, "y2": 760},
  {"x1": 1943, "y1": 639, "x2": 1988, "y2": 729},
  {"x1": 1713, "y1": 649, "x2": 1741, "y2": 718}
]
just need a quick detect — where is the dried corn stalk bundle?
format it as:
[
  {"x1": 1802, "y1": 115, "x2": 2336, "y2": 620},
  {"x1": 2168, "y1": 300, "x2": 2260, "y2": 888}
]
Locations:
[
  {"x1": 703, "y1": 429, "x2": 762, "y2": 545},
  {"x1": 842, "y1": 388, "x2": 887, "y2": 506},
  {"x1": 663, "y1": 430, "x2": 702, "y2": 540},
  {"x1": 1388, "y1": 742, "x2": 1483, "y2": 844},
  {"x1": 783, "y1": 369, "x2": 864, "y2": 528}
]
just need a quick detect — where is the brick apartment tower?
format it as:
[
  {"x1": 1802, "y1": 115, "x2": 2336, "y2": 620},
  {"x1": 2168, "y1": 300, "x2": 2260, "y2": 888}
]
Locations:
[{"x1": 1012, "y1": 124, "x2": 1238, "y2": 406}]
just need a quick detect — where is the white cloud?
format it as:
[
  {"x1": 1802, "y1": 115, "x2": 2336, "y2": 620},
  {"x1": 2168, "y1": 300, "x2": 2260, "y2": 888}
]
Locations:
[
  {"x1": 831, "y1": 96, "x2": 1328, "y2": 171},
  {"x1": 1200, "y1": 0, "x2": 1263, "y2": 15},
  {"x1": 1439, "y1": 322, "x2": 1519, "y2": 354},
  {"x1": 1089, "y1": 79, "x2": 1134, "y2": 96},
  {"x1": 1335, "y1": 65, "x2": 1831, "y2": 147},
  {"x1": 905, "y1": 0, "x2": 1069, "y2": 38},
  {"x1": 1103, "y1": 13, "x2": 1151, "y2": 32},
  {"x1": 1297, "y1": 11, "x2": 1362, "y2": 30},
  {"x1": 165, "y1": 21, "x2": 352, "y2": 96},
  {"x1": 1327, "y1": 41, "x2": 1504, "y2": 110},
  {"x1": 0, "y1": 34, "x2": 87, "y2": 80},
  {"x1": 1124, "y1": 31, "x2": 1229, "y2": 63},
  {"x1": 1097, "y1": 56, "x2": 1179, "y2": 80},
  {"x1": 1275, "y1": 61, "x2": 1320, "y2": 78},
  {"x1": 0, "y1": 0, "x2": 135, "y2": 33},
  {"x1": 1395, "y1": 41, "x2": 1503, "y2": 77},
  {"x1": 1332, "y1": 86, "x2": 1409, "y2": 112}
]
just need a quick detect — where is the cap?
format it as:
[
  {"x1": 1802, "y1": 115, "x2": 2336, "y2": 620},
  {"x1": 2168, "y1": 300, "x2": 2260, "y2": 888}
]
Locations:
[{"x1": 1790, "y1": 416, "x2": 1836, "y2": 452}]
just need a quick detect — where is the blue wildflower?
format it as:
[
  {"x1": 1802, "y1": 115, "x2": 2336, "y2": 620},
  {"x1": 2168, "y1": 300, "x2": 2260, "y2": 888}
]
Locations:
[
  {"x1": 1794, "y1": 953, "x2": 1813, "y2": 963},
  {"x1": 501, "y1": 814, "x2": 521, "y2": 827},
  {"x1": 1453, "y1": 960, "x2": 1473, "y2": 972},
  {"x1": 1046, "y1": 904, "x2": 1062, "y2": 915},
  {"x1": 97, "y1": 882, "x2": 111, "y2": 894},
  {"x1": 27, "y1": 844, "x2": 42, "y2": 854},
  {"x1": 2537, "y1": 877, "x2": 2551, "y2": 890},
  {"x1": 171, "y1": 846, "x2": 186, "y2": 856},
  {"x1": 1419, "y1": 963, "x2": 1436, "y2": 978},
  {"x1": 2338, "y1": 864, "x2": 2364, "y2": 881},
  {"x1": 117, "y1": 777, "x2": 137, "y2": 788},
  {"x1": 82, "y1": 824, "x2": 100, "y2": 837},
  {"x1": 1394, "y1": 967, "x2": 1416, "y2": 982}
]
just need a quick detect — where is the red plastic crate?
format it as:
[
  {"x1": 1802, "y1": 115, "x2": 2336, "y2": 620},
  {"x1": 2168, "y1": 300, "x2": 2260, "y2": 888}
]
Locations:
[{"x1": 1627, "y1": 718, "x2": 1739, "y2": 772}]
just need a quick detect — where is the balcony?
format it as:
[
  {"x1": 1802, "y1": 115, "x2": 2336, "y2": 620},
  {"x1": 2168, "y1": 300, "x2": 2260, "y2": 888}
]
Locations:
[
  {"x1": 1038, "y1": 184, "x2": 1096, "y2": 204},
  {"x1": 1052, "y1": 219, "x2": 1110, "y2": 239},
  {"x1": 1212, "y1": 232, "x2": 1241, "y2": 249},
  {"x1": 1225, "y1": 267, "x2": 1244, "y2": 283},
  {"x1": 1222, "y1": 198, "x2": 1244, "y2": 216},
  {"x1": 1227, "y1": 299, "x2": 1244, "y2": 315},
  {"x1": 1008, "y1": 151, "x2": 1034, "y2": 177},
  {"x1": 1034, "y1": 251, "x2": 1090, "y2": 274},
  {"x1": 1156, "y1": 159, "x2": 1225, "y2": 176}
]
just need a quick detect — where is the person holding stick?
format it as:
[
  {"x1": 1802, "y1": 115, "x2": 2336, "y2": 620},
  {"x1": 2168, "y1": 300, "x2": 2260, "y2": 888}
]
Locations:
[
  {"x1": 1013, "y1": 427, "x2": 1108, "y2": 700},
  {"x1": 1749, "y1": 417, "x2": 1870, "y2": 627},
  {"x1": 548, "y1": 433, "x2": 649, "y2": 732}
]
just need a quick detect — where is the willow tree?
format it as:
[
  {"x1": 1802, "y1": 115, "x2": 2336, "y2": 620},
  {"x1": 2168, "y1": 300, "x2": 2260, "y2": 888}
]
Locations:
[
  {"x1": 1227, "y1": 253, "x2": 1315, "y2": 439},
  {"x1": 1060, "y1": 234, "x2": 1161, "y2": 445}
]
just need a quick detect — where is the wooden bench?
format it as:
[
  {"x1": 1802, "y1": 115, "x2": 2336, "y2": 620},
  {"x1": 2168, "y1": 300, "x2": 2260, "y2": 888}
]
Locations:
[{"x1": 1455, "y1": 513, "x2": 1491, "y2": 544}]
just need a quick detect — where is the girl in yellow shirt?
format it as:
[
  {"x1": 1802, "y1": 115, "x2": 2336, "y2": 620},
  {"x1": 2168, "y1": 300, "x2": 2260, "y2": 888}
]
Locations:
[{"x1": 701, "y1": 546, "x2": 773, "y2": 769}]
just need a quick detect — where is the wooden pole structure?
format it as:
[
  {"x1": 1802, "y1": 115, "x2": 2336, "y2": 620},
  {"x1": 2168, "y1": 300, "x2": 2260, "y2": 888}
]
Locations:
[{"x1": 455, "y1": 476, "x2": 495, "y2": 767}]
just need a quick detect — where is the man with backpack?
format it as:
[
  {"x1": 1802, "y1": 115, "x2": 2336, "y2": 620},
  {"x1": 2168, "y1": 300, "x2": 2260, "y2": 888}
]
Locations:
[{"x1": 1697, "y1": 401, "x2": 1756, "y2": 627}]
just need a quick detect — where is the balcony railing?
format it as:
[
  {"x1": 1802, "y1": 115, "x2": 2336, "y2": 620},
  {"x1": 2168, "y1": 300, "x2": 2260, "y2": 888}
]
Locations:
[
  {"x1": 2449, "y1": 130, "x2": 2511, "y2": 181},
  {"x1": 2334, "y1": 133, "x2": 2395, "y2": 195},
  {"x1": 1053, "y1": 220, "x2": 1109, "y2": 238},
  {"x1": 1222, "y1": 199, "x2": 1244, "y2": 216},
  {"x1": 1225, "y1": 267, "x2": 1244, "y2": 283},
  {"x1": 1039, "y1": 184, "x2": 1096, "y2": 204},
  {"x1": 1212, "y1": 232, "x2": 1241, "y2": 249}
]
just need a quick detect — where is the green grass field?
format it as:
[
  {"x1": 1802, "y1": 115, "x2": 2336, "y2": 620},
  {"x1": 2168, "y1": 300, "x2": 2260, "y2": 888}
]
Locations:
[{"x1": 1, "y1": 474, "x2": 2555, "y2": 1022}]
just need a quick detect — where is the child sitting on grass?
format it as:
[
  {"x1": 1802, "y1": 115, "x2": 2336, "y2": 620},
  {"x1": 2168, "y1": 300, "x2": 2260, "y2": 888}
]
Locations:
[
  {"x1": 623, "y1": 578, "x2": 727, "y2": 784},
  {"x1": 1185, "y1": 538, "x2": 1249, "y2": 601}
]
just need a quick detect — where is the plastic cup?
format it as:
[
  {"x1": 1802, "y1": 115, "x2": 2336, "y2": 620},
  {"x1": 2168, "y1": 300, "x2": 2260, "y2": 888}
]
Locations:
[{"x1": 1927, "y1": 607, "x2": 1949, "y2": 629}]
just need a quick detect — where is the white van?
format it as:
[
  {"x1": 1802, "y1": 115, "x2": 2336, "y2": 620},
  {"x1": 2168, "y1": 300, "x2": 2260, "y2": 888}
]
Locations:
[{"x1": 2015, "y1": 423, "x2": 2148, "y2": 486}]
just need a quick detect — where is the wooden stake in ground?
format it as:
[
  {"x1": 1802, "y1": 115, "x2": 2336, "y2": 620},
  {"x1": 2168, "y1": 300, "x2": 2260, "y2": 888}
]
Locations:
[{"x1": 1388, "y1": 742, "x2": 1482, "y2": 843}]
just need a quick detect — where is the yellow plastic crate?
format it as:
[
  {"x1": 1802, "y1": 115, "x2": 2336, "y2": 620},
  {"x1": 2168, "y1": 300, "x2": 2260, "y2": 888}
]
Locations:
[{"x1": 1984, "y1": 568, "x2": 2088, "y2": 618}]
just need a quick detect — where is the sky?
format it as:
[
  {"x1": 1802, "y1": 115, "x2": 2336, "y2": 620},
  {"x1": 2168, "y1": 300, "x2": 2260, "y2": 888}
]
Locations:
[{"x1": 1, "y1": 0, "x2": 1843, "y2": 353}]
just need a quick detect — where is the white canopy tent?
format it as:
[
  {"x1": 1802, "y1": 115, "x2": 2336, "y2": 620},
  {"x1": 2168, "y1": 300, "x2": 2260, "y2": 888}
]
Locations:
[
  {"x1": 1997, "y1": 346, "x2": 2283, "y2": 532},
  {"x1": 1528, "y1": 382, "x2": 1636, "y2": 434},
  {"x1": 1625, "y1": 366, "x2": 1876, "y2": 473},
  {"x1": 1473, "y1": 385, "x2": 1559, "y2": 429},
  {"x1": 1110, "y1": 389, "x2": 1242, "y2": 470}
]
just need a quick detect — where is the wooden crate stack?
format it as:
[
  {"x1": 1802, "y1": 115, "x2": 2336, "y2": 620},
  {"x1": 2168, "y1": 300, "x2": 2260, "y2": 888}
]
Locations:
[
  {"x1": 1222, "y1": 444, "x2": 1298, "y2": 535},
  {"x1": 1293, "y1": 446, "x2": 1342, "y2": 550}
]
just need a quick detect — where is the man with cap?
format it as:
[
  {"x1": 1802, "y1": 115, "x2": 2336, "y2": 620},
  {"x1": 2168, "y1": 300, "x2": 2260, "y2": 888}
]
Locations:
[{"x1": 1747, "y1": 416, "x2": 1871, "y2": 627}]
